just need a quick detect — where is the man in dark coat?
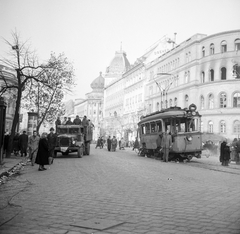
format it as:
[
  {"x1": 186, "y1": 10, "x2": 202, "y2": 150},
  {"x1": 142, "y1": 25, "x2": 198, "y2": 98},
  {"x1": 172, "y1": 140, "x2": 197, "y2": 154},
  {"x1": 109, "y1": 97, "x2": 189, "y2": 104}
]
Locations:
[
  {"x1": 235, "y1": 138, "x2": 240, "y2": 165},
  {"x1": 19, "y1": 131, "x2": 28, "y2": 157},
  {"x1": 66, "y1": 117, "x2": 73, "y2": 125},
  {"x1": 107, "y1": 136, "x2": 111, "y2": 152},
  {"x1": 220, "y1": 140, "x2": 231, "y2": 166},
  {"x1": 35, "y1": 132, "x2": 49, "y2": 171},
  {"x1": 47, "y1": 128, "x2": 57, "y2": 164},
  {"x1": 73, "y1": 115, "x2": 81, "y2": 125}
]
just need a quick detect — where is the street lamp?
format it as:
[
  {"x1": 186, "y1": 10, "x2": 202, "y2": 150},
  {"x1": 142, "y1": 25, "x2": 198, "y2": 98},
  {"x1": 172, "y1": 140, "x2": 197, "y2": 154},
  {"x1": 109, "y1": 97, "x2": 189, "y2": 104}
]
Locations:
[{"x1": 153, "y1": 72, "x2": 173, "y2": 109}]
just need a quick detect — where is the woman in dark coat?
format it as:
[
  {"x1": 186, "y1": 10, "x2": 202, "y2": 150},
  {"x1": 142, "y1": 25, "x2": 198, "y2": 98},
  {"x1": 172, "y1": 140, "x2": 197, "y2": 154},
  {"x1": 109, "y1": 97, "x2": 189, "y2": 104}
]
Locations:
[
  {"x1": 220, "y1": 140, "x2": 231, "y2": 166},
  {"x1": 13, "y1": 132, "x2": 20, "y2": 156},
  {"x1": 35, "y1": 132, "x2": 49, "y2": 171}
]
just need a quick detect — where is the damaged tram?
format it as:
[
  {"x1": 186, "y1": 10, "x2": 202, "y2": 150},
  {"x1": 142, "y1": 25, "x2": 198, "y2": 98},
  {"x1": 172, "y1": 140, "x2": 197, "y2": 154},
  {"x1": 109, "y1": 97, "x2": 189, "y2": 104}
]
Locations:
[{"x1": 138, "y1": 104, "x2": 202, "y2": 161}]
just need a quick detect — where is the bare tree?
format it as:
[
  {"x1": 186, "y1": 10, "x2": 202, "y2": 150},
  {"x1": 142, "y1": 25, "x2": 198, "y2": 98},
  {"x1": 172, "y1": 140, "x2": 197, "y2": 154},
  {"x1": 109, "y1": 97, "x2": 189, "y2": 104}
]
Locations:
[{"x1": 0, "y1": 31, "x2": 72, "y2": 157}]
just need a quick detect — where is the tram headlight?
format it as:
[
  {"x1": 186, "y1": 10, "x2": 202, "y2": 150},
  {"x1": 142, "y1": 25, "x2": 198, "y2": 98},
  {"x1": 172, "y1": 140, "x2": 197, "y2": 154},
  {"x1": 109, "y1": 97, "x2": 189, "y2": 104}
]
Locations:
[
  {"x1": 192, "y1": 111, "x2": 196, "y2": 116},
  {"x1": 186, "y1": 135, "x2": 193, "y2": 141}
]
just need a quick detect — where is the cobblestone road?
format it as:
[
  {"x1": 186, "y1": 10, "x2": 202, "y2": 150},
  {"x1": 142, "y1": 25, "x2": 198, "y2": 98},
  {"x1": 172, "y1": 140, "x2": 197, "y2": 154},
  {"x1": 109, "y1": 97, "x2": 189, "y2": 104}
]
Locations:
[{"x1": 0, "y1": 146, "x2": 240, "y2": 234}]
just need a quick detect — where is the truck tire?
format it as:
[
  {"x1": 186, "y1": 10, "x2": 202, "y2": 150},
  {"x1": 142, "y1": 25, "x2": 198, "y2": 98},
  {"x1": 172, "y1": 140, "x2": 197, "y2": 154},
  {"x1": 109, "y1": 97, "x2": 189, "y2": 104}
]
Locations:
[
  {"x1": 85, "y1": 142, "x2": 90, "y2": 155},
  {"x1": 78, "y1": 146, "x2": 83, "y2": 158}
]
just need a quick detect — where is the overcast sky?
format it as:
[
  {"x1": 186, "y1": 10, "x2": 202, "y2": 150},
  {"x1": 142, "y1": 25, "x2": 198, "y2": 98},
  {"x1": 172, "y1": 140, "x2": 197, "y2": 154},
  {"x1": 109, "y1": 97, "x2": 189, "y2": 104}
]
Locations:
[{"x1": 1, "y1": 0, "x2": 240, "y2": 100}]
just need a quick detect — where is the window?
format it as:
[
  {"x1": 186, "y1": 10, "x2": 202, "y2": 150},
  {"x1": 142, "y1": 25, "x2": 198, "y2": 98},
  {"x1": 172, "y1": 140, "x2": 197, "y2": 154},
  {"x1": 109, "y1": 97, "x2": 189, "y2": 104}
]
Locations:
[
  {"x1": 150, "y1": 122, "x2": 156, "y2": 133},
  {"x1": 156, "y1": 121, "x2": 162, "y2": 132},
  {"x1": 221, "y1": 40, "x2": 227, "y2": 53},
  {"x1": 174, "y1": 97, "x2": 178, "y2": 106},
  {"x1": 233, "y1": 64, "x2": 240, "y2": 78},
  {"x1": 148, "y1": 104, "x2": 152, "y2": 113},
  {"x1": 221, "y1": 67, "x2": 227, "y2": 80},
  {"x1": 188, "y1": 52, "x2": 191, "y2": 61},
  {"x1": 210, "y1": 43, "x2": 215, "y2": 55},
  {"x1": 233, "y1": 92, "x2": 240, "y2": 108},
  {"x1": 208, "y1": 121, "x2": 213, "y2": 133},
  {"x1": 185, "y1": 95, "x2": 189, "y2": 108},
  {"x1": 200, "y1": 96, "x2": 204, "y2": 110},
  {"x1": 156, "y1": 102, "x2": 160, "y2": 111},
  {"x1": 210, "y1": 69, "x2": 214, "y2": 81},
  {"x1": 208, "y1": 94, "x2": 214, "y2": 109},
  {"x1": 233, "y1": 120, "x2": 240, "y2": 134},
  {"x1": 219, "y1": 92, "x2": 227, "y2": 108},
  {"x1": 169, "y1": 99, "x2": 173, "y2": 107},
  {"x1": 235, "y1": 39, "x2": 240, "y2": 51},
  {"x1": 149, "y1": 86, "x2": 153, "y2": 95},
  {"x1": 202, "y1": 47, "x2": 205, "y2": 57},
  {"x1": 201, "y1": 71, "x2": 205, "y2": 83},
  {"x1": 220, "y1": 120, "x2": 226, "y2": 133}
]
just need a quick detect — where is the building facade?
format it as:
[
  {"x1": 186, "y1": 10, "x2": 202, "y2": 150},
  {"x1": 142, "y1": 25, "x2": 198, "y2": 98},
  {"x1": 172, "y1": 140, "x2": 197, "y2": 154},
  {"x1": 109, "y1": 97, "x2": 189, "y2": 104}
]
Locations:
[{"x1": 145, "y1": 29, "x2": 240, "y2": 140}]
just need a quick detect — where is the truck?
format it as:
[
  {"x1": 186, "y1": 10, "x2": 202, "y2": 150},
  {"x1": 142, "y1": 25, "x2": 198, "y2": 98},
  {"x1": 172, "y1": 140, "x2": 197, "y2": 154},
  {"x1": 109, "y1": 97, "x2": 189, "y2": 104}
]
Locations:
[{"x1": 54, "y1": 125, "x2": 93, "y2": 158}]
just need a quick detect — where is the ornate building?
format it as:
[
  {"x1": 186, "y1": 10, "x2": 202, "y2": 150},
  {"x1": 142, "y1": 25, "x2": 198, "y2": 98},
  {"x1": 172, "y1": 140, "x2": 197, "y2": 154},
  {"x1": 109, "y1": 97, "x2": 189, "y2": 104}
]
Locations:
[
  {"x1": 145, "y1": 29, "x2": 240, "y2": 141},
  {"x1": 103, "y1": 49, "x2": 131, "y2": 139},
  {"x1": 74, "y1": 72, "x2": 104, "y2": 141}
]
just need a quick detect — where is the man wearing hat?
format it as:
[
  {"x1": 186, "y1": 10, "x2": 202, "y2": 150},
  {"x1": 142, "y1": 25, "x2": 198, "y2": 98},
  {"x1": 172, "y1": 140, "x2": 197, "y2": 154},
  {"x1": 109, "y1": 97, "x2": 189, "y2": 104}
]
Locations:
[{"x1": 47, "y1": 127, "x2": 57, "y2": 164}]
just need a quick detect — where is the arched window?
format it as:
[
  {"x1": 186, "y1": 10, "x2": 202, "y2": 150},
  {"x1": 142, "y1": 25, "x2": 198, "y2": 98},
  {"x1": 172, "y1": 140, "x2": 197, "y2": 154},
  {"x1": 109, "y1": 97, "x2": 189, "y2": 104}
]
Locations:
[
  {"x1": 174, "y1": 97, "x2": 178, "y2": 106},
  {"x1": 221, "y1": 40, "x2": 227, "y2": 53},
  {"x1": 156, "y1": 102, "x2": 160, "y2": 111},
  {"x1": 208, "y1": 94, "x2": 214, "y2": 109},
  {"x1": 219, "y1": 92, "x2": 227, "y2": 108},
  {"x1": 202, "y1": 46, "x2": 205, "y2": 57},
  {"x1": 208, "y1": 121, "x2": 213, "y2": 133},
  {"x1": 201, "y1": 71, "x2": 205, "y2": 83},
  {"x1": 233, "y1": 92, "x2": 240, "y2": 108},
  {"x1": 235, "y1": 39, "x2": 240, "y2": 51},
  {"x1": 233, "y1": 64, "x2": 240, "y2": 78},
  {"x1": 220, "y1": 120, "x2": 226, "y2": 133},
  {"x1": 148, "y1": 104, "x2": 152, "y2": 113},
  {"x1": 210, "y1": 69, "x2": 214, "y2": 81},
  {"x1": 169, "y1": 99, "x2": 172, "y2": 107},
  {"x1": 200, "y1": 95, "x2": 204, "y2": 110},
  {"x1": 184, "y1": 72, "x2": 188, "y2": 83},
  {"x1": 221, "y1": 67, "x2": 227, "y2": 80},
  {"x1": 210, "y1": 43, "x2": 215, "y2": 55},
  {"x1": 188, "y1": 52, "x2": 191, "y2": 61},
  {"x1": 233, "y1": 120, "x2": 240, "y2": 135},
  {"x1": 185, "y1": 95, "x2": 189, "y2": 108},
  {"x1": 161, "y1": 101, "x2": 163, "y2": 109}
]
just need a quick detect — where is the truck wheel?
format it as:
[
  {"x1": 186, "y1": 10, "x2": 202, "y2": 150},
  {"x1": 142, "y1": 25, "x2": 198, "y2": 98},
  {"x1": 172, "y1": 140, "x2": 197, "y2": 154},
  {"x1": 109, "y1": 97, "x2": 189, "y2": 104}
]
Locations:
[
  {"x1": 85, "y1": 142, "x2": 90, "y2": 155},
  {"x1": 78, "y1": 147, "x2": 83, "y2": 158}
]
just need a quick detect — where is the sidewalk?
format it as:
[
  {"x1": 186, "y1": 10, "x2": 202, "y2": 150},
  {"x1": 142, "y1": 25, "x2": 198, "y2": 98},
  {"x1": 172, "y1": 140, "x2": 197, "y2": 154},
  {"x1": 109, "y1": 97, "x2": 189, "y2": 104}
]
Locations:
[{"x1": 0, "y1": 155, "x2": 27, "y2": 185}]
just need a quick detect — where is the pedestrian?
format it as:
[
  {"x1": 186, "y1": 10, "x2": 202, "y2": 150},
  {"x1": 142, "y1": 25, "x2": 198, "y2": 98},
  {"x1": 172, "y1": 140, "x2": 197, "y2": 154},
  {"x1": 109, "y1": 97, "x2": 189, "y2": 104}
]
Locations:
[
  {"x1": 161, "y1": 130, "x2": 173, "y2": 162},
  {"x1": 13, "y1": 132, "x2": 20, "y2": 156},
  {"x1": 111, "y1": 136, "x2": 117, "y2": 151},
  {"x1": 95, "y1": 137, "x2": 101, "y2": 149},
  {"x1": 28, "y1": 130, "x2": 40, "y2": 166},
  {"x1": 132, "y1": 137, "x2": 139, "y2": 151},
  {"x1": 220, "y1": 139, "x2": 231, "y2": 166},
  {"x1": 100, "y1": 137, "x2": 104, "y2": 148},
  {"x1": 35, "y1": 132, "x2": 49, "y2": 171},
  {"x1": 231, "y1": 138, "x2": 238, "y2": 162},
  {"x1": 120, "y1": 137, "x2": 125, "y2": 150},
  {"x1": 119, "y1": 138, "x2": 121, "y2": 149},
  {"x1": 107, "y1": 136, "x2": 111, "y2": 152},
  {"x1": 19, "y1": 131, "x2": 28, "y2": 157},
  {"x1": 88, "y1": 119, "x2": 94, "y2": 128},
  {"x1": 235, "y1": 138, "x2": 240, "y2": 165},
  {"x1": 66, "y1": 117, "x2": 73, "y2": 125},
  {"x1": 47, "y1": 127, "x2": 57, "y2": 164},
  {"x1": 62, "y1": 116, "x2": 67, "y2": 125},
  {"x1": 73, "y1": 115, "x2": 81, "y2": 125}
]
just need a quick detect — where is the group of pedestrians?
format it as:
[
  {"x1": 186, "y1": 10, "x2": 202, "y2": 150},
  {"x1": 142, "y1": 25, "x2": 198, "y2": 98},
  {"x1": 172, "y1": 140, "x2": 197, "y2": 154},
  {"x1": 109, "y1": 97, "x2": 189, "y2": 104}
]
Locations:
[{"x1": 4, "y1": 128, "x2": 57, "y2": 171}]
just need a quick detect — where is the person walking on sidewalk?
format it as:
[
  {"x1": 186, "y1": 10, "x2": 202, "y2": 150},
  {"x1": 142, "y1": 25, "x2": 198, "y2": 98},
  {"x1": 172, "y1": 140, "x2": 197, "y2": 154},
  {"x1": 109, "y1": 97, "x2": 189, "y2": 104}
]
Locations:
[
  {"x1": 28, "y1": 130, "x2": 40, "y2": 166},
  {"x1": 107, "y1": 136, "x2": 112, "y2": 152},
  {"x1": 19, "y1": 131, "x2": 28, "y2": 157},
  {"x1": 35, "y1": 132, "x2": 49, "y2": 171},
  {"x1": 47, "y1": 128, "x2": 57, "y2": 164},
  {"x1": 13, "y1": 132, "x2": 20, "y2": 156},
  {"x1": 111, "y1": 136, "x2": 117, "y2": 152}
]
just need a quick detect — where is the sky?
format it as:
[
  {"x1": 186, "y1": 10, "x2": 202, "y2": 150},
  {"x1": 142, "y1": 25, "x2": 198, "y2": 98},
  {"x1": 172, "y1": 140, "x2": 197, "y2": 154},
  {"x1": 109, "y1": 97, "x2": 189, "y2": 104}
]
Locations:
[{"x1": 1, "y1": 0, "x2": 240, "y2": 100}]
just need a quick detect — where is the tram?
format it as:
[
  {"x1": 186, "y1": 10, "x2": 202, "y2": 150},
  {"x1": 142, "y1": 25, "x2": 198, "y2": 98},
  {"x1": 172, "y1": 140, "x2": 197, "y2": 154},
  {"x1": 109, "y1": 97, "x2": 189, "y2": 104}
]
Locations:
[{"x1": 137, "y1": 104, "x2": 202, "y2": 161}]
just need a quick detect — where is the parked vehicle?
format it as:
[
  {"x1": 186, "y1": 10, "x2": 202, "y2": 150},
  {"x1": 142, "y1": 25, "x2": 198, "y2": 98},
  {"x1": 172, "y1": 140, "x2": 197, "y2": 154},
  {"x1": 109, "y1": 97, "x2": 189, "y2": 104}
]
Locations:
[
  {"x1": 138, "y1": 104, "x2": 202, "y2": 161},
  {"x1": 54, "y1": 125, "x2": 93, "y2": 158}
]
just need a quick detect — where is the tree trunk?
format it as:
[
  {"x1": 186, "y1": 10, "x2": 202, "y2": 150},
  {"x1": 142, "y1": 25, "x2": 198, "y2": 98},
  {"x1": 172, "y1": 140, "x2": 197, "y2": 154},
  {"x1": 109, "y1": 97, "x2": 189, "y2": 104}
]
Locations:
[{"x1": 6, "y1": 72, "x2": 22, "y2": 157}]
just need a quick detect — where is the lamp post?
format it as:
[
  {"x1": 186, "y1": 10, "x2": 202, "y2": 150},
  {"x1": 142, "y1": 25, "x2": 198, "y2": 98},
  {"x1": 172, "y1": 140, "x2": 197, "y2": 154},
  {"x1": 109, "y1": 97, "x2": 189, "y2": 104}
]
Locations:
[{"x1": 153, "y1": 72, "x2": 173, "y2": 109}]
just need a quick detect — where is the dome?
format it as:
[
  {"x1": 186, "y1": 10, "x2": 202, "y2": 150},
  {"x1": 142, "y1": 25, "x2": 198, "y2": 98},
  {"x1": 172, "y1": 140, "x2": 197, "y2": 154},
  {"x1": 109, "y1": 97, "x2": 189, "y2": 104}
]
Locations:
[
  {"x1": 105, "y1": 50, "x2": 131, "y2": 75},
  {"x1": 90, "y1": 72, "x2": 105, "y2": 90}
]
